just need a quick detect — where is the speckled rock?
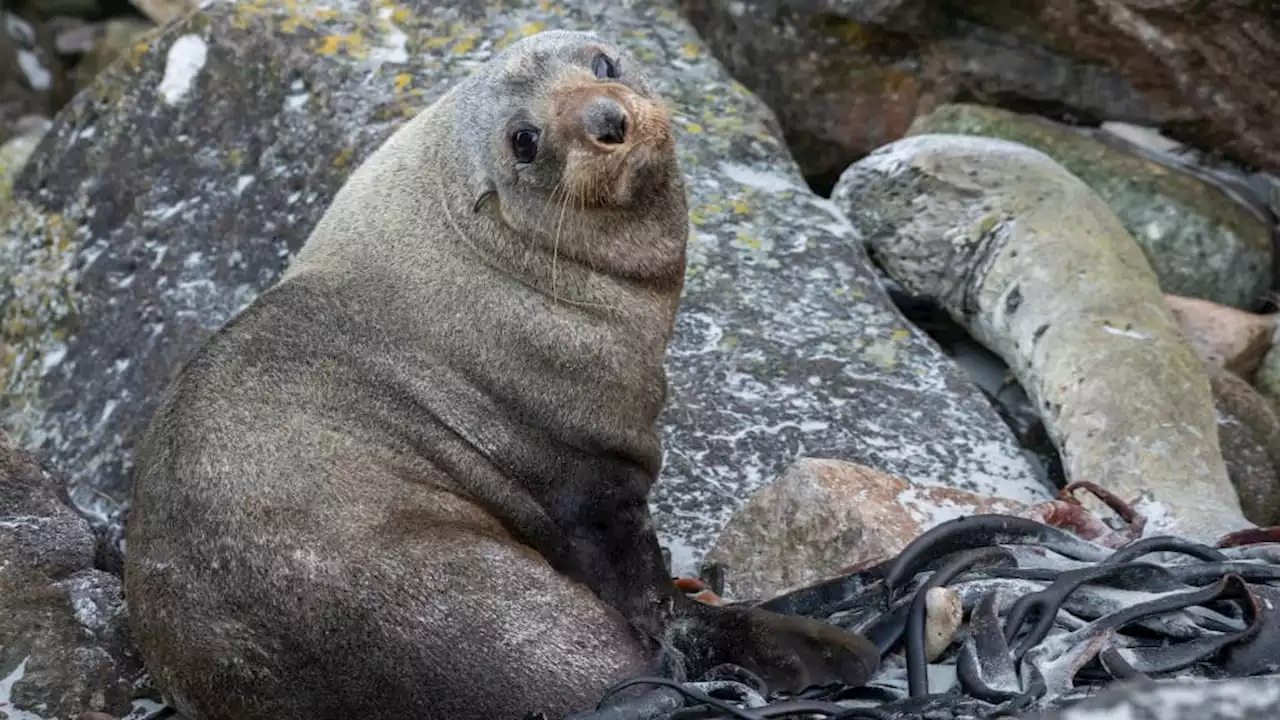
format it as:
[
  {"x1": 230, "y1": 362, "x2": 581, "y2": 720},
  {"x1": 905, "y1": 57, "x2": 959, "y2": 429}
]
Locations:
[
  {"x1": 703, "y1": 458, "x2": 1029, "y2": 602},
  {"x1": 0, "y1": 115, "x2": 50, "y2": 200},
  {"x1": 957, "y1": 1, "x2": 1280, "y2": 183},
  {"x1": 1210, "y1": 364, "x2": 1280, "y2": 526},
  {"x1": 909, "y1": 104, "x2": 1273, "y2": 311},
  {"x1": 676, "y1": 0, "x2": 1192, "y2": 191},
  {"x1": 0, "y1": 429, "x2": 145, "y2": 718},
  {"x1": 1021, "y1": 675, "x2": 1280, "y2": 720},
  {"x1": 0, "y1": 0, "x2": 1046, "y2": 577}
]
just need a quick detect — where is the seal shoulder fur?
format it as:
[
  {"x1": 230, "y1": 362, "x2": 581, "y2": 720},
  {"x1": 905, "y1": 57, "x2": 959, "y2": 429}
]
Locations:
[{"x1": 125, "y1": 29, "x2": 879, "y2": 720}]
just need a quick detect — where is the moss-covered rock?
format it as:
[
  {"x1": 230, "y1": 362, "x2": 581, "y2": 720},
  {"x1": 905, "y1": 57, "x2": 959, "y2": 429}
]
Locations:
[
  {"x1": 909, "y1": 103, "x2": 1273, "y2": 311},
  {"x1": 0, "y1": 0, "x2": 1046, "y2": 582}
]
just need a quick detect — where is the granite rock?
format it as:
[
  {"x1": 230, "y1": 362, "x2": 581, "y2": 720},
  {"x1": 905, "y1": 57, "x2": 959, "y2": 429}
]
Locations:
[
  {"x1": 958, "y1": 0, "x2": 1280, "y2": 182},
  {"x1": 703, "y1": 458, "x2": 1029, "y2": 602},
  {"x1": 0, "y1": 429, "x2": 145, "y2": 718},
  {"x1": 908, "y1": 104, "x2": 1273, "y2": 311},
  {"x1": 676, "y1": 0, "x2": 1192, "y2": 190},
  {"x1": 0, "y1": 0, "x2": 1046, "y2": 577}
]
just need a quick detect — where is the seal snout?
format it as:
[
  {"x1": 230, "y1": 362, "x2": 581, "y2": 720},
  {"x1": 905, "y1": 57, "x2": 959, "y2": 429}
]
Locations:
[{"x1": 582, "y1": 96, "x2": 629, "y2": 147}]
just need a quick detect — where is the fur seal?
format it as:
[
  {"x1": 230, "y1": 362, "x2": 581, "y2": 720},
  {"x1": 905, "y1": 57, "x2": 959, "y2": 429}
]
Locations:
[{"x1": 124, "y1": 29, "x2": 879, "y2": 720}]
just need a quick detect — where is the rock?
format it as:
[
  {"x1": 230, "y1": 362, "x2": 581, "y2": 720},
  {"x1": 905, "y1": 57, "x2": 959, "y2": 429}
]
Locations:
[
  {"x1": 0, "y1": 0, "x2": 1047, "y2": 577},
  {"x1": 1209, "y1": 364, "x2": 1280, "y2": 526},
  {"x1": 0, "y1": 115, "x2": 50, "y2": 200},
  {"x1": 676, "y1": 0, "x2": 1191, "y2": 190},
  {"x1": 1255, "y1": 332, "x2": 1280, "y2": 417},
  {"x1": 959, "y1": 0, "x2": 1280, "y2": 185},
  {"x1": 834, "y1": 133, "x2": 1251, "y2": 544},
  {"x1": 0, "y1": 429, "x2": 145, "y2": 718},
  {"x1": 1020, "y1": 675, "x2": 1280, "y2": 720},
  {"x1": 69, "y1": 18, "x2": 157, "y2": 93},
  {"x1": 703, "y1": 459, "x2": 1028, "y2": 602},
  {"x1": 1165, "y1": 295, "x2": 1275, "y2": 381},
  {"x1": 923, "y1": 587, "x2": 961, "y2": 663},
  {"x1": 128, "y1": 0, "x2": 195, "y2": 27},
  {"x1": 908, "y1": 104, "x2": 1273, "y2": 311},
  {"x1": 1, "y1": 11, "x2": 58, "y2": 144}
]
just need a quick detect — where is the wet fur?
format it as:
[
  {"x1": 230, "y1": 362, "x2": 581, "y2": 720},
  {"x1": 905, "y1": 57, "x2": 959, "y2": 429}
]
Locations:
[{"x1": 124, "y1": 30, "x2": 877, "y2": 720}]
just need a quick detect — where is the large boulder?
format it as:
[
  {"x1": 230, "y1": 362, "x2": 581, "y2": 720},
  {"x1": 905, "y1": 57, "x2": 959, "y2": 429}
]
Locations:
[
  {"x1": 679, "y1": 1, "x2": 1280, "y2": 192},
  {"x1": 908, "y1": 104, "x2": 1273, "y2": 311},
  {"x1": 676, "y1": 0, "x2": 1194, "y2": 189},
  {"x1": 0, "y1": 0, "x2": 1047, "y2": 577},
  {"x1": 833, "y1": 133, "x2": 1249, "y2": 543}
]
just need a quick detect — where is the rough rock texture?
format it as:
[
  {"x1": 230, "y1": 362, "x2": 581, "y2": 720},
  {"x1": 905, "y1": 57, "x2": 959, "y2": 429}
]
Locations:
[
  {"x1": 1166, "y1": 294, "x2": 1274, "y2": 381},
  {"x1": 0, "y1": 0, "x2": 1046, "y2": 577},
  {"x1": 960, "y1": 0, "x2": 1280, "y2": 182},
  {"x1": 0, "y1": 116, "x2": 50, "y2": 199},
  {"x1": 1254, "y1": 328, "x2": 1280, "y2": 417},
  {"x1": 703, "y1": 458, "x2": 1028, "y2": 602},
  {"x1": 908, "y1": 104, "x2": 1273, "y2": 311},
  {"x1": 0, "y1": 429, "x2": 145, "y2": 718},
  {"x1": 676, "y1": 0, "x2": 1191, "y2": 191},
  {"x1": 69, "y1": 19, "x2": 159, "y2": 93},
  {"x1": 679, "y1": 1, "x2": 1280, "y2": 188},
  {"x1": 1210, "y1": 364, "x2": 1280, "y2": 526},
  {"x1": 833, "y1": 133, "x2": 1250, "y2": 543},
  {"x1": 1023, "y1": 675, "x2": 1280, "y2": 720}
]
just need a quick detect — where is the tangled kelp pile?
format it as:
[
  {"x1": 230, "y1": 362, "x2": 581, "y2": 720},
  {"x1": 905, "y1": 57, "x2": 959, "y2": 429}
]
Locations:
[{"x1": 565, "y1": 508, "x2": 1280, "y2": 720}]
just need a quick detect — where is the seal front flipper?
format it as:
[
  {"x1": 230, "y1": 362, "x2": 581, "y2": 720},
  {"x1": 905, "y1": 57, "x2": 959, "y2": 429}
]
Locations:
[{"x1": 662, "y1": 593, "x2": 881, "y2": 692}]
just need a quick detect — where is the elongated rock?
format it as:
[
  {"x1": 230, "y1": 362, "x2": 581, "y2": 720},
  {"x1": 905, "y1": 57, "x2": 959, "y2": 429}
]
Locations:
[{"x1": 832, "y1": 133, "x2": 1251, "y2": 542}]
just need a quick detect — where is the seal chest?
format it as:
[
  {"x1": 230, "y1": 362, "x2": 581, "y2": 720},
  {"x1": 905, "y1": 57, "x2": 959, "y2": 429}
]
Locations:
[{"x1": 124, "y1": 30, "x2": 879, "y2": 720}]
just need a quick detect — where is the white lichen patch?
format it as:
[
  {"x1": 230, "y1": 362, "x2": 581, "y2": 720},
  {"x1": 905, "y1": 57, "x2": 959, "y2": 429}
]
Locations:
[{"x1": 158, "y1": 34, "x2": 209, "y2": 105}]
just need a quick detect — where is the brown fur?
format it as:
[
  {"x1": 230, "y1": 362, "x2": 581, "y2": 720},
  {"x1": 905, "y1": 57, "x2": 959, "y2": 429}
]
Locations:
[{"x1": 124, "y1": 30, "x2": 878, "y2": 720}]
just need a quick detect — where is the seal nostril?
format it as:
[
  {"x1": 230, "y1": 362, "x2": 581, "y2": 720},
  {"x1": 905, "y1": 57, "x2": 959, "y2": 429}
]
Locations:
[{"x1": 584, "y1": 96, "x2": 629, "y2": 146}]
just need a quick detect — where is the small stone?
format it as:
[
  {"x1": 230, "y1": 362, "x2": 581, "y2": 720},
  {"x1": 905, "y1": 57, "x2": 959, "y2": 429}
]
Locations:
[
  {"x1": 924, "y1": 586, "x2": 961, "y2": 662},
  {"x1": 703, "y1": 458, "x2": 1027, "y2": 602},
  {"x1": 1165, "y1": 294, "x2": 1275, "y2": 381}
]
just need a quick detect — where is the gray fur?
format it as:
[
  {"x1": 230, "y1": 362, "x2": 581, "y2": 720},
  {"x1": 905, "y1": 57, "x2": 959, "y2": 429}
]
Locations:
[{"x1": 124, "y1": 30, "x2": 878, "y2": 720}]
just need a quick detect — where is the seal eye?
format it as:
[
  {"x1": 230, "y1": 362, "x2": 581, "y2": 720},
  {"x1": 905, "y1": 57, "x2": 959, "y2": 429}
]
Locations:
[
  {"x1": 511, "y1": 125, "x2": 540, "y2": 164},
  {"x1": 592, "y1": 53, "x2": 619, "y2": 80}
]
